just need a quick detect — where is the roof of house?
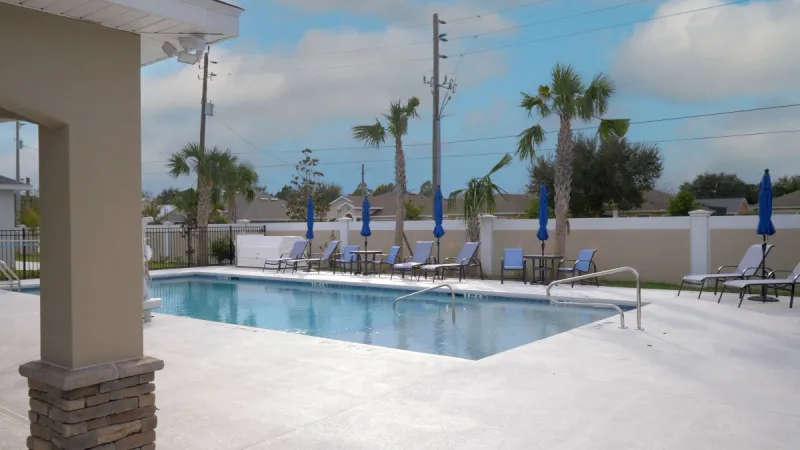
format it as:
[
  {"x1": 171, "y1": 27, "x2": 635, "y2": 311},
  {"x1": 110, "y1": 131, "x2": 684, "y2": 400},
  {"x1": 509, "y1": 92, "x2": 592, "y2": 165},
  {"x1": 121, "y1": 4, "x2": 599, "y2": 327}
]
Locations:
[
  {"x1": 695, "y1": 197, "x2": 748, "y2": 215},
  {"x1": 0, "y1": 174, "x2": 30, "y2": 191},
  {"x1": 235, "y1": 195, "x2": 289, "y2": 222},
  {"x1": 638, "y1": 189, "x2": 673, "y2": 211},
  {"x1": 773, "y1": 190, "x2": 800, "y2": 208}
]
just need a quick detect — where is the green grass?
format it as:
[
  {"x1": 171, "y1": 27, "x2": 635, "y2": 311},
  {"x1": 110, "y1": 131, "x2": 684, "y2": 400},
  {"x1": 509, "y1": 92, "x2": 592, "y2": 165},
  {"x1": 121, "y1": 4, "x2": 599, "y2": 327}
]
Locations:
[
  {"x1": 14, "y1": 253, "x2": 40, "y2": 262},
  {"x1": 601, "y1": 280, "x2": 699, "y2": 291}
]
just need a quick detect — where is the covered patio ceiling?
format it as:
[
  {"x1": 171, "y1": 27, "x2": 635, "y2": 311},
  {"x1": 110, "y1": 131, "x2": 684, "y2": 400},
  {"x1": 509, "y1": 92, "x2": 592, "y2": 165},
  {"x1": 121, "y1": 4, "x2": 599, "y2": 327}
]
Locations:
[{"x1": 0, "y1": 0, "x2": 242, "y2": 66}]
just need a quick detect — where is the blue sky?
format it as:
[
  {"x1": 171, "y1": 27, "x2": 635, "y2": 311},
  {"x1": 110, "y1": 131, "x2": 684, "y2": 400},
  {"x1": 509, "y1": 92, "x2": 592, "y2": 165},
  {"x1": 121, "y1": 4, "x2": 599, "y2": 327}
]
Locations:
[{"x1": 2, "y1": 0, "x2": 798, "y2": 197}]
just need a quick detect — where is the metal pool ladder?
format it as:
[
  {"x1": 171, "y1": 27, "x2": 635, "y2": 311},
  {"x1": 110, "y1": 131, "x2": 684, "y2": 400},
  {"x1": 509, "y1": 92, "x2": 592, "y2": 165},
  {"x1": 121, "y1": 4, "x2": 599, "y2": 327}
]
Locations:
[
  {"x1": 546, "y1": 266, "x2": 643, "y2": 331},
  {"x1": 393, "y1": 284, "x2": 457, "y2": 323},
  {"x1": 0, "y1": 260, "x2": 21, "y2": 292}
]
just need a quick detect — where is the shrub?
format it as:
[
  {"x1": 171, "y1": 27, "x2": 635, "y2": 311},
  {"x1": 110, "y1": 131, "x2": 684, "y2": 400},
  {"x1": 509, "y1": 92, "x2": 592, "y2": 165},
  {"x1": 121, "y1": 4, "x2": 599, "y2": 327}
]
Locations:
[{"x1": 210, "y1": 237, "x2": 235, "y2": 263}]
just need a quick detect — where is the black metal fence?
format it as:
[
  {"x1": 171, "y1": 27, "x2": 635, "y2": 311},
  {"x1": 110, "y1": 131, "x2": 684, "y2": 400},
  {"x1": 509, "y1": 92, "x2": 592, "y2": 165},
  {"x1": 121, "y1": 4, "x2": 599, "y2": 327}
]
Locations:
[
  {"x1": 0, "y1": 228, "x2": 41, "y2": 280},
  {"x1": 145, "y1": 225, "x2": 267, "y2": 270},
  {"x1": 0, "y1": 225, "x2": 267, "y2": 280}
]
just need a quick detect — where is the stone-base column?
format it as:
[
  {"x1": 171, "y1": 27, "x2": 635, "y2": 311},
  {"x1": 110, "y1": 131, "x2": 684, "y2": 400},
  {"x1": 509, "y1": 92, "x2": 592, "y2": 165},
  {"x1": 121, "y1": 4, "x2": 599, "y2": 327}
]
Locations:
[{"x1": 19, "y1": 357, "x2": 163, "y2": 450}]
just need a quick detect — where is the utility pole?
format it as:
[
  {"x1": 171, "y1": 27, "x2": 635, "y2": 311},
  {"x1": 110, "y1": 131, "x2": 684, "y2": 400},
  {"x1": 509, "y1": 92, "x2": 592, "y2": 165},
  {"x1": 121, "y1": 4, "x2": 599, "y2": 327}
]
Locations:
[
  {"x1": 360, "y1": 164, "x2": 366, "y2": 195},
  {"x1": 432, "y1": 14, "x2": 442, "y2": 195},
  {"x1": 199, "y1": 48, "x2": 210, "y2": 154},
  {"x1": 15, "y1": 121, "x2": 23, "y2": 222}
]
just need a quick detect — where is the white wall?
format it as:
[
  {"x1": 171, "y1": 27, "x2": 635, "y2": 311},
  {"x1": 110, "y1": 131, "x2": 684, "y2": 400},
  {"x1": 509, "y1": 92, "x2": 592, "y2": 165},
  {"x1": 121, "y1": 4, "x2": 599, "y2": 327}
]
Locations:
[{"x1": 0, "y1": 191, "x2": 15, "y2": 229}]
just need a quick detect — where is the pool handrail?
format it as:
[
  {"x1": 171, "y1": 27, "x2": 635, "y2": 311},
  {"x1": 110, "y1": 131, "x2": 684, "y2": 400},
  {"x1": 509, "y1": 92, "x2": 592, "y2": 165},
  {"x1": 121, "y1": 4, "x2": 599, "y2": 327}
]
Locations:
[
  {"x1": 0, "y1": 260, "x2": 21, "y2": 292},
  {"x1": 393, "y1": 284, "x2": 456, "y2": 323},
  {"x1": 546, "y1": 266, "x2": 643, "y2": 331}
]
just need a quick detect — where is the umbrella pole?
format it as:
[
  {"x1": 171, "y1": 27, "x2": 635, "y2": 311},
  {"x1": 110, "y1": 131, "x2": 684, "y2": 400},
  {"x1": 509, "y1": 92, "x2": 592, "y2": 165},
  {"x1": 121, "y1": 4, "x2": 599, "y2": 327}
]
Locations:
[
  {"x1": 541, "y1": 240, "x2": 545, "y2": 257},
  {"x1": 761, "y1": 236, "x2": 767, "y2": 302},
  {"x1": 437, "y1": 238, "x2": 441, "y2": 264}
]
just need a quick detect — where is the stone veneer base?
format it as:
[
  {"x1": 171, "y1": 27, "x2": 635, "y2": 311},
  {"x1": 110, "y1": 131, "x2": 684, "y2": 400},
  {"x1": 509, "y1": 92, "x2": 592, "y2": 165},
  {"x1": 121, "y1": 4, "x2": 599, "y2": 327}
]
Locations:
[{"x1": 19, "y1": 357, "x2": 164, "y2": 450}]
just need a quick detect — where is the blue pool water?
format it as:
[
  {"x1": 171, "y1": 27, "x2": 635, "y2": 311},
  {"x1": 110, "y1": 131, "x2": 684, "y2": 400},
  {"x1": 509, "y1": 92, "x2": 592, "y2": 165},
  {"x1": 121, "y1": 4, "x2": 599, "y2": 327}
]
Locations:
[{"x1": 143, "y1": 276, "x2": 623, "y2": 360}]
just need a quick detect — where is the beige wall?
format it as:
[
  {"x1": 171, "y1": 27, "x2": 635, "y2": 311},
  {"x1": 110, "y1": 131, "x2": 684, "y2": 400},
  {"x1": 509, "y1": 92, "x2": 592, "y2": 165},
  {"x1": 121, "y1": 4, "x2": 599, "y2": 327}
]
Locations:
[
  {"x1": 711, "y1": 229, "x2": 800, "y2": 273},
  {"x1": 494, "y1": 229, "x2": 690, "y2": 283},
  {"x1": 346, "y1": 228, "x2": 468, "y2": 261},
  {"x1": 1, "y1": 4, "x2": 143, "y2": 368}
]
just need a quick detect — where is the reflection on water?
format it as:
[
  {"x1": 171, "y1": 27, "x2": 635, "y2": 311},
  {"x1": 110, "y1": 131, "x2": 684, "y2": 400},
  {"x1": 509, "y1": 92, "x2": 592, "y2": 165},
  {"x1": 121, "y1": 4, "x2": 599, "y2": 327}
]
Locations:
[{"x1": 150, "y1": 277, "x2": 621, "y2": 360}]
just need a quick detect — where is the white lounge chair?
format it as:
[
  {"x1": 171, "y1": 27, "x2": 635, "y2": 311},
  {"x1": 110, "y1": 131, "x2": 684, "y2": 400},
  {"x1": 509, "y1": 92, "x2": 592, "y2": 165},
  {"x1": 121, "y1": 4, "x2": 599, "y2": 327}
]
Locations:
[
  {"x1": 391, "y1": 241, "x2": 434, "y2": 279},
  {"x1": 419, "y1": 242, "x2": 482, "y2": 282},
  {"x1": 262, "y1": 240, "x2": 309, "y2": 273},
  {"x1": 719, "y1": 262, "x2": 800, "y2": 308},
  {"x1": 678, "y1": 244, "x2": 773, "y2": 298}
]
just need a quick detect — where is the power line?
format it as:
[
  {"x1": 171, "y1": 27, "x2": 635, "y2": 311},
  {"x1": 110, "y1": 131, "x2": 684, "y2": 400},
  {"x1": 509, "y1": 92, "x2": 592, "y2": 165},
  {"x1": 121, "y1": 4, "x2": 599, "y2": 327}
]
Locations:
[
  {"x1": 460, "y1": 0, "x2": 747, "y2": 57},
  {"x1": 142, "y1": 128, "x2": 800, "y2": 174},
  {"x1": 447, "y1": 0, "x2": 558, "y2": 24},
  {"x1": 450, "y1": 0, "x2": 655, "y2": 41},
  {"x1": 225, "y1": 0, "x2": 744, "y2": 75},
  {"x1": 142, "y1": 102, "x2": 800, "y2": 164},
  {"x1": 214, "y1": 120, "x2": 292, "y2": 164}
]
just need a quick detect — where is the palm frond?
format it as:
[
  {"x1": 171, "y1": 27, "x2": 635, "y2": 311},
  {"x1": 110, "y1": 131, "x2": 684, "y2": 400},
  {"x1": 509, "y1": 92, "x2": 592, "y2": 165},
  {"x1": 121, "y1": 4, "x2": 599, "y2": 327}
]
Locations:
[
  {"x1": 405, "y1": 96, "x2": 421, "y2": 117},
  {"x1": 579, "y1": 72, "x2": 615, "y2": 120},
  {"x1": 167, "y1": 153, "x2": 191, "y2": 178},
  {"x1": 520, "y1": 93, "x2": 551, "y2": 118},
  {"x1": 550, "y1": 63, "x2": 584, "y2": 119},
  {"x1": 516, "y1": 124, "x2": 546, "y2": 161},
  {"x1": 488, "y1": 153, "x2": 513, "y2": 176},
  {"x1": 596, "y1": 118, "x2": 630, "y2": 142},
  {"x1": 352, "y1": 121, "x2": 386, "y2": 148}
]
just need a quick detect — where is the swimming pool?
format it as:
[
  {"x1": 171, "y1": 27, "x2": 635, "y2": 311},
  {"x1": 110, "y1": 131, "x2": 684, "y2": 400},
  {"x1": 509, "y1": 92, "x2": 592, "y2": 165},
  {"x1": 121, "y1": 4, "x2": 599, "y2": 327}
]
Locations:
[{"x1": 145, "y1": 276, "x2": 624, "y2": 360}]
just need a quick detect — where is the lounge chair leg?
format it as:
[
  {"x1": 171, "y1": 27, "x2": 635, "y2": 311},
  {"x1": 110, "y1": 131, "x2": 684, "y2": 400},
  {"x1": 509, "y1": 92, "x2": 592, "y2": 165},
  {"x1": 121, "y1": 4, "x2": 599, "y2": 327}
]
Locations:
[
  {"x1": 713, "y1": 279, "x2": 720, "y2": 295},
  {"x1": 677, "y1": 280, "x2": 684, "y2": 296},
  {"x1": 717, "y1": 285, "x2": 725, "y2": 303},
  {"x1": 738, "y1": 290, "x2": 745, "y2": 308},
  {"x1": 697, "y1": 282, "x2": 705, "y2": 299},
  {"x1": 790, "y1": 286, "x2": 795, "y2": 308}
]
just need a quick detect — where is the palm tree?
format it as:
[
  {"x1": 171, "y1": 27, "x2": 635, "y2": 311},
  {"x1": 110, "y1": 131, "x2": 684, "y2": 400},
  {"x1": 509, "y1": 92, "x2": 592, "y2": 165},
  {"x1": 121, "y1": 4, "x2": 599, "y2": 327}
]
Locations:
[
  {"x1": 222, "y1": 162, "x2": 259, "y2": 223},
  {"x1": 517, "y1": 63, "x2": 629, "y2": 256},
  {"x1": 352, "y1": 96, "x2": 420, "y2": 249},
  {"x1": 167, "y1": 142, "x2": 236, "y2": 264},
  {"x1": 448, "y1": 154, "x2": 512, "y2": 242}
]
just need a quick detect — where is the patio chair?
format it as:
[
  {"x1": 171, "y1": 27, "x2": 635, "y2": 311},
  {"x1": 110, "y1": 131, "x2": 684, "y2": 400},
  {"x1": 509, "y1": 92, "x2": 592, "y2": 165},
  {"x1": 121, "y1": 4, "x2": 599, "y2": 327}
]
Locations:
[
  {"x1": 678, "y1": 244, "x2": 774, "y2": 299},
  {"x1": 418, "y1": 242, "x2": 483, "y2": 282},
  {"x1": 500, "y1": 248, "x2": 526, "y2": 284},
  {"x1": 263, "y1": 240, "x2": 309, "y2": 273},
  {"x1": 718, "y1": 262, "x2": 800, "y2": 308},
  {"x1": 391, "y1": 241, "x2": 434, "y2": 279},
  {"x1": 287, "y1": 240, "x2": 341, "y2": 273},
  {"x1": 372, "y1": 246, "x2": 401, "y2": 277},
  {"x1": 557, "y1": 249, "x2": 598, "y2": 287},
  {"x1": 332, "y1": 244, "x2": 360, "y2": 275}
]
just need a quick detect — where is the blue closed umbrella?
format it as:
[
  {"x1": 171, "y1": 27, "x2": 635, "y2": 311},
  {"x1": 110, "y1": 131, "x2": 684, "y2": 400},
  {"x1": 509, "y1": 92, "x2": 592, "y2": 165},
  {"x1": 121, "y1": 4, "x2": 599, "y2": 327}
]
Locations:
[
  {"x1": 537, "y1": 184, "x2": 549, "y2": 255},
  {"x1": 753, "y1": 169, "x2": 776, "y2": 302},
  {"x1": 433, "y1": 186, "x2": 445, "y2": 263},
  {"x1": 361, "y1": 196, "x2": 371, "y2": 248},
  {"x1": 305, "y1": 195, "x2": 315, "y2": 240}
]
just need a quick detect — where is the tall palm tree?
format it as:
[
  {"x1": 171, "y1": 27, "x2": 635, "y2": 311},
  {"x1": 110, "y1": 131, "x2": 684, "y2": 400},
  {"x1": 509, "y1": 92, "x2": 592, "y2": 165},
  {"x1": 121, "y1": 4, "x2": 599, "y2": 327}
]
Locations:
[
  {"x1": 352, "y1": 97, "x2": 420, "y2": 249},
  {"x1": 517, "y1": 63, "x2": 629, "y2": 256},
  {"x1": 167, "y1": 142, "x2": 236, "y2": 264},
  {"x1": 448, "y1": 154, "x2": 512, "y2": 242},
  {"x1": 222, "y1": 162, "x2": 259, "y2": 223}
]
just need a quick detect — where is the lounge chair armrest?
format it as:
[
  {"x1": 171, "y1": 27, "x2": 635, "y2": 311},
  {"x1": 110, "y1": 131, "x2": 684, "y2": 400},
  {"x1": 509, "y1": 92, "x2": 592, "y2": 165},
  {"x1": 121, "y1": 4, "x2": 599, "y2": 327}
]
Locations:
[
  {"x1": 279, "y1": 251, "x2": 290, "y2": 258},
  {"x1": 558, "y1": 259, "x2": 577, "y2": 269},
  {"x1": 403, "y1": 256, "x2": 412, "y2": 262},
  {"x1": 716, "y1": 265, "x2": 739, "y2": 274},
  {"x1": 444, "y1": 256, "x2": 457, "y2": 262},
  {"x1": 741, "y1": 266, "x2": 761, "y2": 277},
  {"x1": 767, "y1": 269, "x2": 792, "y2": 279}
]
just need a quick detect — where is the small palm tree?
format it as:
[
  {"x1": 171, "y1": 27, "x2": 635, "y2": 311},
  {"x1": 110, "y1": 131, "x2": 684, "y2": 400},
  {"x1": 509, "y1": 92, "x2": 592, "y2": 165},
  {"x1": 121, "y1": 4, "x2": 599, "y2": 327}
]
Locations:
[
  {"x1": 449, "y1": 154, "x2": 512, "y2": 241},
  {"x1": 168, "y1": 142, "x2": 237, "y2": 264},
  {"x1": 517, "y1": 63, "x2": 629, "y2": 256},
  {"x1": 352, "y1": 97, "x2": 420, "y2": 249},
  {"x1": 222, "y1": 162, "x2": 259, "y2": 223}
]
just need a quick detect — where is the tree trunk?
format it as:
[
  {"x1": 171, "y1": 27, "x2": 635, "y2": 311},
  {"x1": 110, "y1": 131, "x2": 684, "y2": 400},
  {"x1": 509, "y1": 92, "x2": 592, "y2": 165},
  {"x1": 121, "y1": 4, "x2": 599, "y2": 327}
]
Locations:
[
  {"x1": 226, "y1": 192, "x2": 236, "y2": 224},
  {"x1": 394, "y1": 137, "x2": 407, "y2": 252},
  {"x1": 196, "y1": 175, "x2": 212, "y2": 266},
  {"x1": 553, "y1": 116, "x2": 573, "y2": 257},
  {"x1": 467, "y1": 213, "x2": 480, "y2": 243}
]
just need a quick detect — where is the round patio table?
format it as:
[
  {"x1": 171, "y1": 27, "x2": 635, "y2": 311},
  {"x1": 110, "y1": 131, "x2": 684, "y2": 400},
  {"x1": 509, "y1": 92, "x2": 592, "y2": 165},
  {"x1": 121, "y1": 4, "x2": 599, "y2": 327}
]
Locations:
[
  {"x1": 524, "y1": 254, "x2": 563, "y2": 285},
  {"x1": 351, "y1": 250, "x2": 383, "y2": 275}
]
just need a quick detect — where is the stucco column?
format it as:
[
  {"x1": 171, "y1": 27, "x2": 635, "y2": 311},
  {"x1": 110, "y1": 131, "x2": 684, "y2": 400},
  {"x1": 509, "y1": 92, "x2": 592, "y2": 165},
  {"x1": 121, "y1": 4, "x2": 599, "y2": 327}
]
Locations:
[
  {"x1": 689, "y1": 209, "x2": 713, "y2": 275},
  {"x1": 479, "y1": 214, "x2": 496, "y2": 276},
  {"x1": 1, "y1": 4, "x2": 163, "y2": 449}
]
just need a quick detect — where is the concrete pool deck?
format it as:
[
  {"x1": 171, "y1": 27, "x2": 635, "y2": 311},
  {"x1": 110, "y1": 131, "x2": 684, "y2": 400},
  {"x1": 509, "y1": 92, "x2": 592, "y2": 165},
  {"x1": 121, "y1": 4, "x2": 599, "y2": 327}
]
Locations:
[{"x1": 2, "y1": 268, "x2": 799, "y2": 449}]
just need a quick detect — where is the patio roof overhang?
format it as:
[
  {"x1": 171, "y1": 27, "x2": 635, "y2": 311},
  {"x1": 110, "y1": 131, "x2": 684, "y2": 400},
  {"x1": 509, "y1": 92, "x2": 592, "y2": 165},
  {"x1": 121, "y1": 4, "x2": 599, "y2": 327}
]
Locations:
[{"x1": 0, "y1": 0, "x2": 242, "y2": 66}]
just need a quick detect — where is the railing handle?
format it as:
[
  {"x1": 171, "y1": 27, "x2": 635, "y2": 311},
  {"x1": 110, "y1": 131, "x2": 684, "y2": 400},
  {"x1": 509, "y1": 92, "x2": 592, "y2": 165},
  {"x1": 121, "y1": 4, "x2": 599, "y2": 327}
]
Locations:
[
  {"x1": 393, "y1": 284, "x2": 456, "y2": 323},
  {"x1": 546, "y1": 266, "x2": 643, "y2": 331}
]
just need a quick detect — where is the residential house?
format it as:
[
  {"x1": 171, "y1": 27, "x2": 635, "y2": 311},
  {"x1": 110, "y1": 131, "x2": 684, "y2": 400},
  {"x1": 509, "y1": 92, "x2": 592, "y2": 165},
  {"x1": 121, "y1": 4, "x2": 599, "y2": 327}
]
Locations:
[
  {"x1": 769, "y1": 191, "x2": 800, "y2": 214},
  {"x1": 0, "y1": 175, "x2": 31, "y2": 229},
  {"x1": 695, "y1": 198, "x2": 749, "y2": 216},
  {"x1": 327, "y1": 193, "x2": 440, "y2": 221},
  {"x1": 233, "y1": 194, "x2": 289, "y2": 223},
  {"x1": 613, "y1": 189, "x2": 673, "y2": 217}
]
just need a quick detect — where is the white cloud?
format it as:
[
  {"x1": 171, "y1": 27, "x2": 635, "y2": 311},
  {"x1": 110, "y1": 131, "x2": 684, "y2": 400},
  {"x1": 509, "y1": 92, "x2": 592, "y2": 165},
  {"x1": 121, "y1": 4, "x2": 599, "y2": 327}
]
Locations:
[
  {"x1": 612, "y1": 0, "x2": 800, "y2": 101},
  {"x1": 140, "y1": 13, "x2": 510, "y2": 191}
]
